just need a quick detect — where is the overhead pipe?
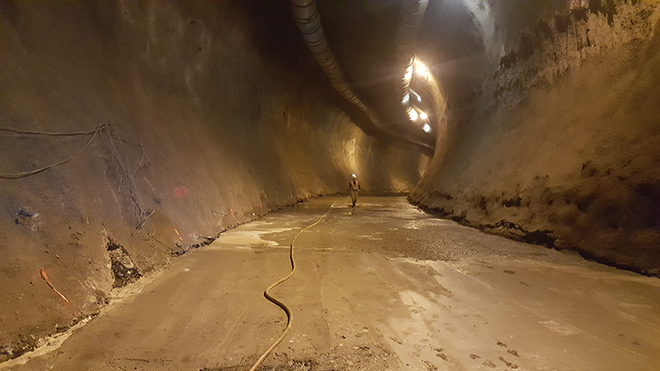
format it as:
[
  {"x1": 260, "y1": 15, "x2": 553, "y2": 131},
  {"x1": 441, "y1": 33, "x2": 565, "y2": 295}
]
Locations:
[
  {"x1": 290, "y1": 0, "x2": 379, "y2": 124},
  {"x1": 290, "y1": 0, "x2": 434, "y2": 150},
  {"x1": 394, "y1": 0, "x2": 429, "y2": 109}
]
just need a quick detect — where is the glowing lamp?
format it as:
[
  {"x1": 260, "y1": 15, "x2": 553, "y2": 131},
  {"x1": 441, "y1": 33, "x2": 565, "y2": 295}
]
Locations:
[
  {"x1": 415, "y1": 62, "x2": 429, "y2": 78},
  {"x1": 404, "y1": 65, "x2": 413, "y2": 82},
  {"x1": 410, "y1": 89, "x2": 422, "y2": 102}
]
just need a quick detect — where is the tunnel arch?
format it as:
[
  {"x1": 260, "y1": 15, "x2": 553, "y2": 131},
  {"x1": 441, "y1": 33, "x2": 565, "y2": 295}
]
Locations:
[{"x1": 0, "y1": 0, "x2": 659, "y2": 363}]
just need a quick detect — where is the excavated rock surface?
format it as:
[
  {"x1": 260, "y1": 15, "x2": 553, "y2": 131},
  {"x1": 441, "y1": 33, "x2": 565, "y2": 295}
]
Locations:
[
  {"x1": 411, "y1": 3, "x2": 660, "y2": 276},
  {"x1": 0, "y1": 2, "x2": 427, "y2": 360},
  {"x1": 3, "y1": 0, "x2": 660, "y2": 365}
]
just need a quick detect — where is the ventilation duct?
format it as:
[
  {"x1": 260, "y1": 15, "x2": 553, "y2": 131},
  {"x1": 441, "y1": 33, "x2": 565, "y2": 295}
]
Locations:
[
  {"x1": 290, "y1": 0, "x2": 434, "y2": 150},
  {"x1": 290, "y1": 0, "x2": 378, "y2": 123}
]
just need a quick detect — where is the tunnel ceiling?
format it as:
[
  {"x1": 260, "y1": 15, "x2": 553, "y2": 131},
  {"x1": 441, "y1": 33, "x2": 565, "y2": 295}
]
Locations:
[
  {"x1": 240, "y1": 0, "x2": 490, "y2": 151},
  {"x1": 249, "y1": 0, "x2": 528, "y2": 153},
  {"x1": 234, "y1": 0, "x2": 404, "y2": 142},
  {"x1": 315, "y1": 2, "x2": 405, "y2": 125},
  {"x1": 311, "y1": 0, "x2": 444, "y2": 150},
  {"x1": 275, "y1": 0, "x2": 596, "y2": 152}
]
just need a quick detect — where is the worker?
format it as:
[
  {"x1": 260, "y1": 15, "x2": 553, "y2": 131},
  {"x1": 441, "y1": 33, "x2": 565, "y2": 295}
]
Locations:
[{"x1": 349, "y1": 174, "x2": 360, "y2": 207}]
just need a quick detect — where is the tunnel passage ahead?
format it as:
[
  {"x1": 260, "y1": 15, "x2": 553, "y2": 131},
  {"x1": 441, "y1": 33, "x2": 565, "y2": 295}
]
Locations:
[
  {"x1": 5, "y1": 196, "x2": 659, "y2": 371},
  {"x1": 2, "y1": 0, "x2": 660, "y2": 365}
]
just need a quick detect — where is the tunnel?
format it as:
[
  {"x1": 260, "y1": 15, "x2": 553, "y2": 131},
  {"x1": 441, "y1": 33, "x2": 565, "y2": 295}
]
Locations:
[{"x1": 1, "y1": 0, "x2": 659, "y2": 369}]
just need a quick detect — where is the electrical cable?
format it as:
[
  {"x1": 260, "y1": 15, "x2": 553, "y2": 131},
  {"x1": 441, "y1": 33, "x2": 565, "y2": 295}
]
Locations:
[
  {"x1": 100, "y1": 123, "x2": 148, "y2": 223},
  {"x1": 249, "y1": 202, "x2": 335, "y2": 371},
  {"x1": 0, "y1": 126, "x2": 101, "y2": 136},
  {"x1": 0, "y1": 121, "x2": 151, "y2": 229},
  {"x1": 0, "y1": 123, "x2": 108, "y2": 179}
]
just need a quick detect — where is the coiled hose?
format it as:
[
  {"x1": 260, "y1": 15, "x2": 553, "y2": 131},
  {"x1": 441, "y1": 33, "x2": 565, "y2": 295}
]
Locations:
[{"x1": 249, "y1": 202, "x2": 335, "y2": 370}]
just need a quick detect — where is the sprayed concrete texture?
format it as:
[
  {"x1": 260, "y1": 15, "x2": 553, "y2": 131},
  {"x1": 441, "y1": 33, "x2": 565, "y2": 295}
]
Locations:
[
  {"x1": 2, "y1": 197, "x2": 659, "y2": 370},
  {"x1": 411, "y1": 2, "x2": 660, "y2": 276},
  {"x1": 0, "y1": 2, "x2": 427, "y2": 359}
]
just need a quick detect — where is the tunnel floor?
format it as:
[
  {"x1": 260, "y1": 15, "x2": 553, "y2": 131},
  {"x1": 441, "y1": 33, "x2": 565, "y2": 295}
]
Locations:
[{"x1": 4, "y1": 196, "x2": 660, "y2": 370}]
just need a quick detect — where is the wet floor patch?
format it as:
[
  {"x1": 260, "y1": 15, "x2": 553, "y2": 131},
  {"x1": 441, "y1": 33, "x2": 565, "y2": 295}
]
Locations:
[{"x1": 208, "y1": 227, "x2": 295, "y2": 249}]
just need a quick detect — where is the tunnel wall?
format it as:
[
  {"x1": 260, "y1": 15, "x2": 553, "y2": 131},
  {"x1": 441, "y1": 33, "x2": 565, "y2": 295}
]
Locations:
[
  {"x1": 412, "y1": 1, "x2": 660, "y2": 276},
  {"x1": 0, "y1": 2, "x2": 427, "y2": 359}
]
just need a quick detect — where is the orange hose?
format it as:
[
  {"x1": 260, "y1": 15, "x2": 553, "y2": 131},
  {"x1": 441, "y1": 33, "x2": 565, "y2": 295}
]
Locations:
[{"x1": 249, "y1": 201, "x2": 334, "y2": 370}]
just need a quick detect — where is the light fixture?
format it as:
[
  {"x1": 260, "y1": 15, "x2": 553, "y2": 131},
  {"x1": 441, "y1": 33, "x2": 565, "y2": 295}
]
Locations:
[
  {"x1": 419, "y1": 111, "x2": 428, "y2": 120},
  {"x1": 401, "y1": 93, "x2": 410, "y2": 105},
  {"x1": 423, "y1": 123, "x2": 431, "y2": 133},
  {"x1": 408, "y1": 109, "x2": 419, "y2": 121},
  {"x1": 410, "y1": 89, "x2": 422, "y2": 102},
  {"x1": 404, "y1": 64, "x2": 413, "y2": 82}
]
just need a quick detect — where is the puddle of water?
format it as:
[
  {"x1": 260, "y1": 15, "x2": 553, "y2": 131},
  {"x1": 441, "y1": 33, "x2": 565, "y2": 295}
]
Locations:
[{"x1": 208, "y1": 228, "x2": 295, "y2": 249}]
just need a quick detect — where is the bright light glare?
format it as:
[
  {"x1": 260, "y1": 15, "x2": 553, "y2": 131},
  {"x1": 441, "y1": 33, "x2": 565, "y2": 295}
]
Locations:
[
  {"x1": 408, "y1": 109, "x2": 419, "y2": 121},
  {"x1": 404, "y1": 65, "x2": 413, "y2": 81},
  {"x1": 415, "y1": 61, "x2": 429, "y2": 78},
  {"x1": 423, "y1": 123, "x2": 431, "y2": 133},
  {"x1": 410, "y1": 89, "x2": 422, "y2": 102},
  {"x1": 419, "y1": 111, "x2": 428, "y2": 120},
  {"x1": 401, "y1": 93, "x2": 410, "y2": 105}
]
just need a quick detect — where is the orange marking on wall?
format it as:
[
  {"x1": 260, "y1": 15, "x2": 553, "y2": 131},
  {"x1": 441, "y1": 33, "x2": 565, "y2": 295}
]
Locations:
[
  {"x1": 40, "y1": 268, "x2": 69, "y2": 303},
  {"x1": 174, "y1": 227, "x2": 183, "y2": 241}
]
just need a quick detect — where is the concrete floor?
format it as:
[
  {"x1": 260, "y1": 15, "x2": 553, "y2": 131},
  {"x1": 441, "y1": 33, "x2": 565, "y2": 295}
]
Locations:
[{"x1": 3, "y1": 196, "x2": 659, "y2": 371}]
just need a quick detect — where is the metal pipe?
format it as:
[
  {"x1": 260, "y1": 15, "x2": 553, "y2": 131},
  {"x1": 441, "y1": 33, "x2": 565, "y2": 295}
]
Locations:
[
  {"x1": 290, "y1": 0, "x2": 368, "y2": 110},
  {"x1": 290, "y1": 0, "x2": 434, "y2": 150}
]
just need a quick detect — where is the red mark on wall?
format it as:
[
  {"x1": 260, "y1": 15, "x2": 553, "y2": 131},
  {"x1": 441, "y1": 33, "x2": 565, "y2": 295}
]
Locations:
[{"x1": 171, "y1": 176, "x2": 189, "y2": 198}]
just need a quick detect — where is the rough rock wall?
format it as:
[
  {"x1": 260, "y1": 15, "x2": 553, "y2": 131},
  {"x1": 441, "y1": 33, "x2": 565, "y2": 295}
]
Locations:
[
  {"x1": 0, "y1": 2, "x2": 427, "y2": 359},
  {"x1": 411, "y1": 1, "x2": 660, "y2": 276}
]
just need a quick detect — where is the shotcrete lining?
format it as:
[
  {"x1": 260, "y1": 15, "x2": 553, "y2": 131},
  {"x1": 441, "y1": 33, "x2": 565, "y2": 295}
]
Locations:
[
  {"x1": 412, "y1": 1, "x2": 660, "y2": 277},
  {"x1": 1, "y1": 0, "x2": 659, "y2": 365},
  {"x1": 0, "y1": 1, "x2": 426, "y2": 360}
]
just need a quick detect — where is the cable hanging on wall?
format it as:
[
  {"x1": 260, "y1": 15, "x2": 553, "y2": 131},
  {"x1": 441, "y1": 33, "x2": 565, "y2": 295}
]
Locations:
[{"x1": 0, "y1": 121, "x2": 150, "y2": 229}]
